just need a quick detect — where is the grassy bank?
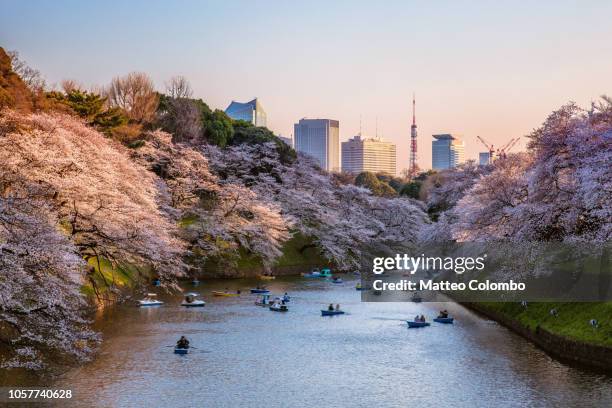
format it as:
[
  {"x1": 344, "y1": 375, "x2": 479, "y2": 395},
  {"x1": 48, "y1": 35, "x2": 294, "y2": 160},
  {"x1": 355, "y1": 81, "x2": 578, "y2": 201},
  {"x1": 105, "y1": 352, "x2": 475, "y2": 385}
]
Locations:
[
  {"x1": 81, "y1": 257, "x2": 149, "y2": 303},
  {"x1": 232, "y1": 233, "x2": 330, "y2": 274},
  {"x1": 478, "y1": 302, "x2": 612, "y2": 347}
]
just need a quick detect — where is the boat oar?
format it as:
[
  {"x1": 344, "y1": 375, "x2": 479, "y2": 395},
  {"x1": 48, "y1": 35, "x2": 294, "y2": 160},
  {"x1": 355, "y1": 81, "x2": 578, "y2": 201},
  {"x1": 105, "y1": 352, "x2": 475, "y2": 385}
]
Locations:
[{"x1": 164, "y1": 345, "x2": 199, "y2": 349}]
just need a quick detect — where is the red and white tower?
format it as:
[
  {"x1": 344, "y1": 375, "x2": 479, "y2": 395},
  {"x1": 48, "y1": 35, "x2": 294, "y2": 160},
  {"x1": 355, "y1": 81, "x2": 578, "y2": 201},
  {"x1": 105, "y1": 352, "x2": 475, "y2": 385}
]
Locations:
[{"x1": 409, "y1": 93, "x2": 418, "y2": 178}]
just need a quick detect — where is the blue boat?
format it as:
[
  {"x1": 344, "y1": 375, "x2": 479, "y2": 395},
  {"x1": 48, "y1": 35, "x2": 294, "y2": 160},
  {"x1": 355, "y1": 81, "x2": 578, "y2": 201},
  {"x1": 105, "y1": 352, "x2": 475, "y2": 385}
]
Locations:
[
  {"x1": 250, "y1": 288, "x2": 270, "y2": 294},
  {"x1": 152, "y1": 279, "x2": 161, "y2": 287},
  {"x1": 433, "y1": 317, "x2": 454, "y2": 324},
  {"x1": 321, "y1": 310, "x2": 345, "y2": 316},
  {"x1": 320, "y1": 268, "x2": 332, "y2": 277},
  {"x1": 407, "y1": 321, "x2": 430, "y2": 328},
  {"x1": 174, "y1": 347, "x2": 189, "y2": 354}
]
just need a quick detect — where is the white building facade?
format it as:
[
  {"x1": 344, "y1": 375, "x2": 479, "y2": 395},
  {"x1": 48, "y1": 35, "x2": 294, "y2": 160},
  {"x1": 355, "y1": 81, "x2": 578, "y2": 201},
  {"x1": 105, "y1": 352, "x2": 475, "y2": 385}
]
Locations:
[{"x1": 341, "y1": 135, "x2": 397, "y2": 175}]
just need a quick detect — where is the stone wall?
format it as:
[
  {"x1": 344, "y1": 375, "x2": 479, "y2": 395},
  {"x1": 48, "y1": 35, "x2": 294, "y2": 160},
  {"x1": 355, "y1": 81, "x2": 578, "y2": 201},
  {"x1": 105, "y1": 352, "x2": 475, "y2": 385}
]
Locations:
[{"x1": 464, "y1": 302, "x2": 612, "y2": 372}]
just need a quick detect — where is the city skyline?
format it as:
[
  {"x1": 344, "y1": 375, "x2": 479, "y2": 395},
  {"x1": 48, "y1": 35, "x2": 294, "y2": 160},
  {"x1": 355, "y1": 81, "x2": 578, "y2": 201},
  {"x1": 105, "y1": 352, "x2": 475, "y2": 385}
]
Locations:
[{"x1": 2, "y1": 1, "x2": 611, "y2": 169}]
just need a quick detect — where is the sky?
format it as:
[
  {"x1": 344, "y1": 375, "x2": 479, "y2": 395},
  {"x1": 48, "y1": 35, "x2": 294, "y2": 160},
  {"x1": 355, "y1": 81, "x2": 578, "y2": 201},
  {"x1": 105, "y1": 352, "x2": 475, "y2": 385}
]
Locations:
[{"x1": 1, "y1": 0, "x2": 611, "y2": 170}]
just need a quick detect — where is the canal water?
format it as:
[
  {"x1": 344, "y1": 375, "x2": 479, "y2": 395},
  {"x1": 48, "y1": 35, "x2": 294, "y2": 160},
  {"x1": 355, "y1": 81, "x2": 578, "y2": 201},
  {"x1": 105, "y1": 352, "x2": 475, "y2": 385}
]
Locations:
[{"x1": 17, "y1": 277, "x2": 612, "y2": 406}]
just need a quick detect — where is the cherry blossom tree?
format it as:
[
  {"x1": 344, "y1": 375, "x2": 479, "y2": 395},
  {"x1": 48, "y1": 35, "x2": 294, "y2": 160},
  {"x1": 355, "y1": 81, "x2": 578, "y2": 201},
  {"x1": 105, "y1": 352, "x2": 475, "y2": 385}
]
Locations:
[
  {"x1": 0, "y1": 200, "x2": 99, "y2": 369},
  {"x1": 424, "y1": 97, "x2": 611, "y2": 244},
  {"x1": 205, "y1": 142, "x2": 428, "y2": 270},
  {"x1": 132, "y1": 130, "x2": 290, "y2": 272},
  {"x1": 0, "y1": 111, "x2": 184, "y2": 287}
]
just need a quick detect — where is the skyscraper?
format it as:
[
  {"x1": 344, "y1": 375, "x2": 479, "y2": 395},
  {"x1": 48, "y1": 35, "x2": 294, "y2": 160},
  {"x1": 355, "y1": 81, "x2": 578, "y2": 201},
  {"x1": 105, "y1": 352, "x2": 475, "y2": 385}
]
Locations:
[
  {"x1": 341, "y1": 135, "x2": 396, "y2": 175},
  {"x1": 294, "y1": 118, "x2": 340, "y2": 172},
  {"x1": 479, "y1": 152, "x2": 491, "y2": 165},
  {"x1": 224, "y1": 98, "x2": 267, "y2": 127},
  {"x1": 432, "y1": 134, "x2": 465, "y2": 170}
]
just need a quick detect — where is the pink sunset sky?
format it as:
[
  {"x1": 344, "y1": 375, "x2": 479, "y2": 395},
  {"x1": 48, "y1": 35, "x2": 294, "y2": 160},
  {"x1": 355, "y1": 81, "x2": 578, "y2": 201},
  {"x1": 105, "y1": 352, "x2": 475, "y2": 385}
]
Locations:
[{"x1": 2, "y1": 0, "x2": 611, "y2": 170}]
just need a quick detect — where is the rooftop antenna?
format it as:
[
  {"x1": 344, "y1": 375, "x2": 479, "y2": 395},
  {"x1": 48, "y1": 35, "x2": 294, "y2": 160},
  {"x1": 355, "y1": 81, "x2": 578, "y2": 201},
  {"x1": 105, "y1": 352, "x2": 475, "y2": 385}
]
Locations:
[
  {"x1": 359, "y1": 114, "x2": 362, "y2": 137},
  {"x1": 409, "y1": 92, "x2": 418, "y2": 179},
  {"x1": 375, "y1": 116, "x2": 378, "y2": 139}
]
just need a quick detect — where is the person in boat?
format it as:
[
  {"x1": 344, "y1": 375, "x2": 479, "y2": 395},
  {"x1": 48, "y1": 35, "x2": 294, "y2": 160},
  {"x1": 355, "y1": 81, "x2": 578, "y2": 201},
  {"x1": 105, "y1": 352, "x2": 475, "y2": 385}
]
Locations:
[
  {"x1": 414, "y1": 315, "x2": 420, "y2": 322},
  {"x1": 438, "y1": 310, "x2": 449, "y2": 318},
  {"x1": 420, "y1": 315, "x2": 426, "y2": 322},
  {"x1": 185, "y1": 295, "x2": 193, "y2": 303},
  {"x1": 328, "y1": 303, "x2": 334, "y2": 311},
  {"x1": 176, "y1": 336, "x2": 189, "y2": 349},
  {"x1": 335, "y1": 304, "x2": 340, "y2": 311}
]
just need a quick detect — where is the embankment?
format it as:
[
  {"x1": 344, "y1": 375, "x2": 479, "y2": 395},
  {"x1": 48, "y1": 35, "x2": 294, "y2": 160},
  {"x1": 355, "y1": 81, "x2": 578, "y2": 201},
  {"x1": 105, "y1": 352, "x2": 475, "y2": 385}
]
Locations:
[
  {"x1": 197, "y1": 234, "x2": 330, "y2": 278},
  {"x1": 464, "y1": 302, "x2": 612, "y2": 372}
]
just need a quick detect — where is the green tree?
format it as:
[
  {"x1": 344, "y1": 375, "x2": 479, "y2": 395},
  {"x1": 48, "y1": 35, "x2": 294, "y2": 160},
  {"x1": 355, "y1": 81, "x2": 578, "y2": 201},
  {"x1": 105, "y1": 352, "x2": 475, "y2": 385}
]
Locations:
[
  {"x1": 203, "y1": 109, "x2": 234, "y2": 147},
  {"x1": 46, "y1": 89, "x2": 127, "y2": 134},
  {"x1": 376, "y1": 172, "x2": 404, "y2": 192},
  {"x1": 355, "y1": 172, "x2": 397, "y2": 197},
  {"x1": 400, "y1": 181, "x2": 422, "y2": 199}
]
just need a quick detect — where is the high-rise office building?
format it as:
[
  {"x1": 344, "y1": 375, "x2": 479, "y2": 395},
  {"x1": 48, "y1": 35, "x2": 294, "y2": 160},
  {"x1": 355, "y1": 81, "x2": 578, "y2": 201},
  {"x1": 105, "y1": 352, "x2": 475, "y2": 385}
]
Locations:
[
  {"x1": 224, "y1": 98, "x2": 267, "y2": 127},
  {"x1": 294, "y1": 119, "x2": 340, "y2": 172},
  {"x1": 341, "y1": 135, "x2": 396, "y2": 175},
  {"x1": 479, "y1": 152, "x2": 491, "y2": 165},
  {"x1": 432, "y1": 134, "x2": 465, "y2": 170}
]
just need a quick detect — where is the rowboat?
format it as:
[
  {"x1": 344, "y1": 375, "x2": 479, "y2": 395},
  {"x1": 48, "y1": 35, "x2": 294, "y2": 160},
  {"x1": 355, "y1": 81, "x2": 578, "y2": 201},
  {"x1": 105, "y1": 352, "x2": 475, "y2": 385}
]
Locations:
[
  {"x1": 302, "y1": 268, "x2": 333, "y2": 278},
  {"x1": 433, "y1": 317, "x2": 454, "y2": 324},
  {"x1": 257, "y1": 275, "x2": 276, "y2": 280},
  {"x1": 302, "y1": 269, "x2": 321, "y2": 278},
  {"x1": 319, "y1": 268, "x2": 332, "y2": 278},
  {"x1": 174, "y1": 347, "x2": 189, "y2": 355},
  {"x1": 138, "y1": 294, "x2": 163, "y2": 306},
  {"x1": 331, "y1": 278, "x2": 343, "y2": 284},
  {"x1": 355, "y1": 284, "x2": 367, "y2": 291},
  {"x1": 152, "y1": 279, "x2": 161, "y2": 287},
  {"x1": 269, "y1": 304, "x2": 288, "y2": 312},
  {"x1": 181, "y1": 293, "x2": 205, "y2": 307},
  {"x1": 250, "y1": 288, "x2": 270, "y2": 294},
  {"x1": 191, "y1": 279, "x2": 200, "y2": 286},
  {"x1": 212, "y1": 291, "x2": 239, "y2": 297},
  {"x1": 321, "y1": 310, "x2": 345, "y2": 316},
  {"x1": 407, "y1": 321, "x2": 430, "y2": 328},
  {"x1": 255, "y1": 294, "x2": 271, "y2": 306}
]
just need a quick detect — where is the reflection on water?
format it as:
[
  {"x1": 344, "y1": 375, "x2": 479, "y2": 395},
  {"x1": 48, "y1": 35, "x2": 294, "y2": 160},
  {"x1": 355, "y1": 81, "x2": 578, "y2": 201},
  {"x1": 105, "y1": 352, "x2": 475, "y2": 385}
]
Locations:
[{"x1": 9, "y1": 277, "x2": 612, "y2": 407}]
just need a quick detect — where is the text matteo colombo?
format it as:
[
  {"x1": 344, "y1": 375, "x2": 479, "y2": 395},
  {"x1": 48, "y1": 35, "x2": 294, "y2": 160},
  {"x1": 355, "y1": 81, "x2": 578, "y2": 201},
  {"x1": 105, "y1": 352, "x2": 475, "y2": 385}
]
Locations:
[{"x1": 372, "y1": 279, "x2": 526, "y2": 292}]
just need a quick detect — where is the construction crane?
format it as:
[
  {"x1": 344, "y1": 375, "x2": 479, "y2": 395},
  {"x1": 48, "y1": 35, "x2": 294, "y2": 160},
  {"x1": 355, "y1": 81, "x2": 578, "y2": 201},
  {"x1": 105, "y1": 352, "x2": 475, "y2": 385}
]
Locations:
[
  {"x1": 476, "y1": 136, "x2": 495, "y2": 164},
  {"x1": 497, "y1": 137, "x2": 521, "y2": 159},
  {"x1": 476, "y1": 136, "x2": 521, "y2": 163}
]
